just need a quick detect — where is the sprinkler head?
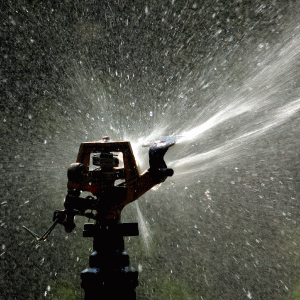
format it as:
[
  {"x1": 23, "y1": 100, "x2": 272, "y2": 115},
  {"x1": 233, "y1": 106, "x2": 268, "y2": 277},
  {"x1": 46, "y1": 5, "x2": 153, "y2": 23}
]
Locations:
[{"x1": 23, "y1": 136, "x2": 177, "y2": 241}]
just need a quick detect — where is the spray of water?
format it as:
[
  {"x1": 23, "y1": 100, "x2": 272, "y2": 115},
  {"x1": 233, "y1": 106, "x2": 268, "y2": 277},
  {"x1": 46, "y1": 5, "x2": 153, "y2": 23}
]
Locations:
[
  {"x1": 123, "y1": 31, "x2": 300, "y2": 253},
  {"x1": 135, "y1": 202, "x2": 152, "y2": 250},
  {"x1": 170, "y1": 98, "x2": 300, "y2": 177},
  {"x1": 128, "y1": 31, "x2": 300, "y2": 185},
  {"x1": 3, "y1": 2, "x2": 300, "y2": 299}
]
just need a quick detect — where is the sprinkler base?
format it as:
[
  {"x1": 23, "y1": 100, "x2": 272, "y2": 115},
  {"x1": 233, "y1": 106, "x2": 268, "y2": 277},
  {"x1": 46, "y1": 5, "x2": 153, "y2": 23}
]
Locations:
[{"x1": 81, "y1": 221, "x2": 139, "y2": 300}]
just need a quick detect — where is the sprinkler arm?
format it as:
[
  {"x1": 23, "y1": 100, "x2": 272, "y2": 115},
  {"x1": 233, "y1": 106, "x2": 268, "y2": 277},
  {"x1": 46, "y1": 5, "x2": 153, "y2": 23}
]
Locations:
[
  {"x1": 125, "y1": 141, "x2": 175, "y2": 203},
  {"x1": 148, "y1": 141, "x2": 174, "y2": 181}
]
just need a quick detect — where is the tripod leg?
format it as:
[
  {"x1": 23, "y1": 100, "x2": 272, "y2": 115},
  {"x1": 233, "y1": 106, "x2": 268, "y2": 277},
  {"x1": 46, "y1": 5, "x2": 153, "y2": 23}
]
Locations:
[{"x1": 81, "y1": 221, "x2": 139, "y2": 300}]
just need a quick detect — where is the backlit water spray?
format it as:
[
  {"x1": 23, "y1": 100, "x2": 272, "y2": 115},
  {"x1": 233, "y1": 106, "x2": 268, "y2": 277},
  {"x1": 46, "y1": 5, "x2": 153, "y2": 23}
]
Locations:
[
  {"x1": 130, "y1": 31, "x2": 300, "y2": 185},
  {"x1": 126, "y1": 30, "x2": 300, "y2": 275},
  {"x1": 2, "y1": 2, "x2": 300, "y2": 300},
  {"x1": 171, "y1": 97, "x2": 300, "y2": 178},
  {"x1": 40, "y1": 28, "x2": 300, "y2": 299}
]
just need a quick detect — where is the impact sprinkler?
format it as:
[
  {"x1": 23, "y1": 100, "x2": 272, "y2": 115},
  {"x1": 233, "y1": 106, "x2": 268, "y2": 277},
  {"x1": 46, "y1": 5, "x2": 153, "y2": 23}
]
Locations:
[{"x1": 23, "y1": 136, "x2": 179, "y2": 300}]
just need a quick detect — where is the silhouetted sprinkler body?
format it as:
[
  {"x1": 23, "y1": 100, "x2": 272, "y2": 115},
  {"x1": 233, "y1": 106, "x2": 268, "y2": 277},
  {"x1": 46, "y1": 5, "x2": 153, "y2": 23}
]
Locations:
[{"x1": 23, "y1": 136, "x2": 179, "y2": 299}]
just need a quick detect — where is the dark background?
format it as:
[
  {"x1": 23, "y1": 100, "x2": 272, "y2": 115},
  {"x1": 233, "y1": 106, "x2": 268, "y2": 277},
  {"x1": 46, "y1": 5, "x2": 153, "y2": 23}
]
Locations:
[{"x1": 1, "y1": 0, "x2": 300, "y2": 299}]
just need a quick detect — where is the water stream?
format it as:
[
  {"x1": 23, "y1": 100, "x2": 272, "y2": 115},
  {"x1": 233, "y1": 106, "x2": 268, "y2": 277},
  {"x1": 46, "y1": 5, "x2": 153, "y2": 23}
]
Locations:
[
  {"x1": 130, "y1": 30, "x2": 300, "y2": 183},
  {"x1": 1, "y1": 1, "x2": 300, "y2": 300}
]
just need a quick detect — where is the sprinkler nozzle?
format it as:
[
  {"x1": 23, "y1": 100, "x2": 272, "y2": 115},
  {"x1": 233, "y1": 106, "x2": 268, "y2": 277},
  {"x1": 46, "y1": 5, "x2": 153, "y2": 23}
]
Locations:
[{"x1": 148, "y1": 141, "x2": 175, "y2": 182}]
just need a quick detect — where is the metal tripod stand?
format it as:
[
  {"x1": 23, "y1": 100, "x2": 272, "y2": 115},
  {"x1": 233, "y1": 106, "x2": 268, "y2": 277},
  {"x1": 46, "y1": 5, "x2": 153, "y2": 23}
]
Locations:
[{"x1": 81, "y1": 220, "x2": 139, "y2": 300}]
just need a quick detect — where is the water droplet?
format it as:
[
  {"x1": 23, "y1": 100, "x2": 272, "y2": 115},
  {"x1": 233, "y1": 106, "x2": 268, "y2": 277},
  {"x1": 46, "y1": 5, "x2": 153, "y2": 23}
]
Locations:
[{"x1": 10, "y1": 17, "x2": 16, "y2": 26}]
